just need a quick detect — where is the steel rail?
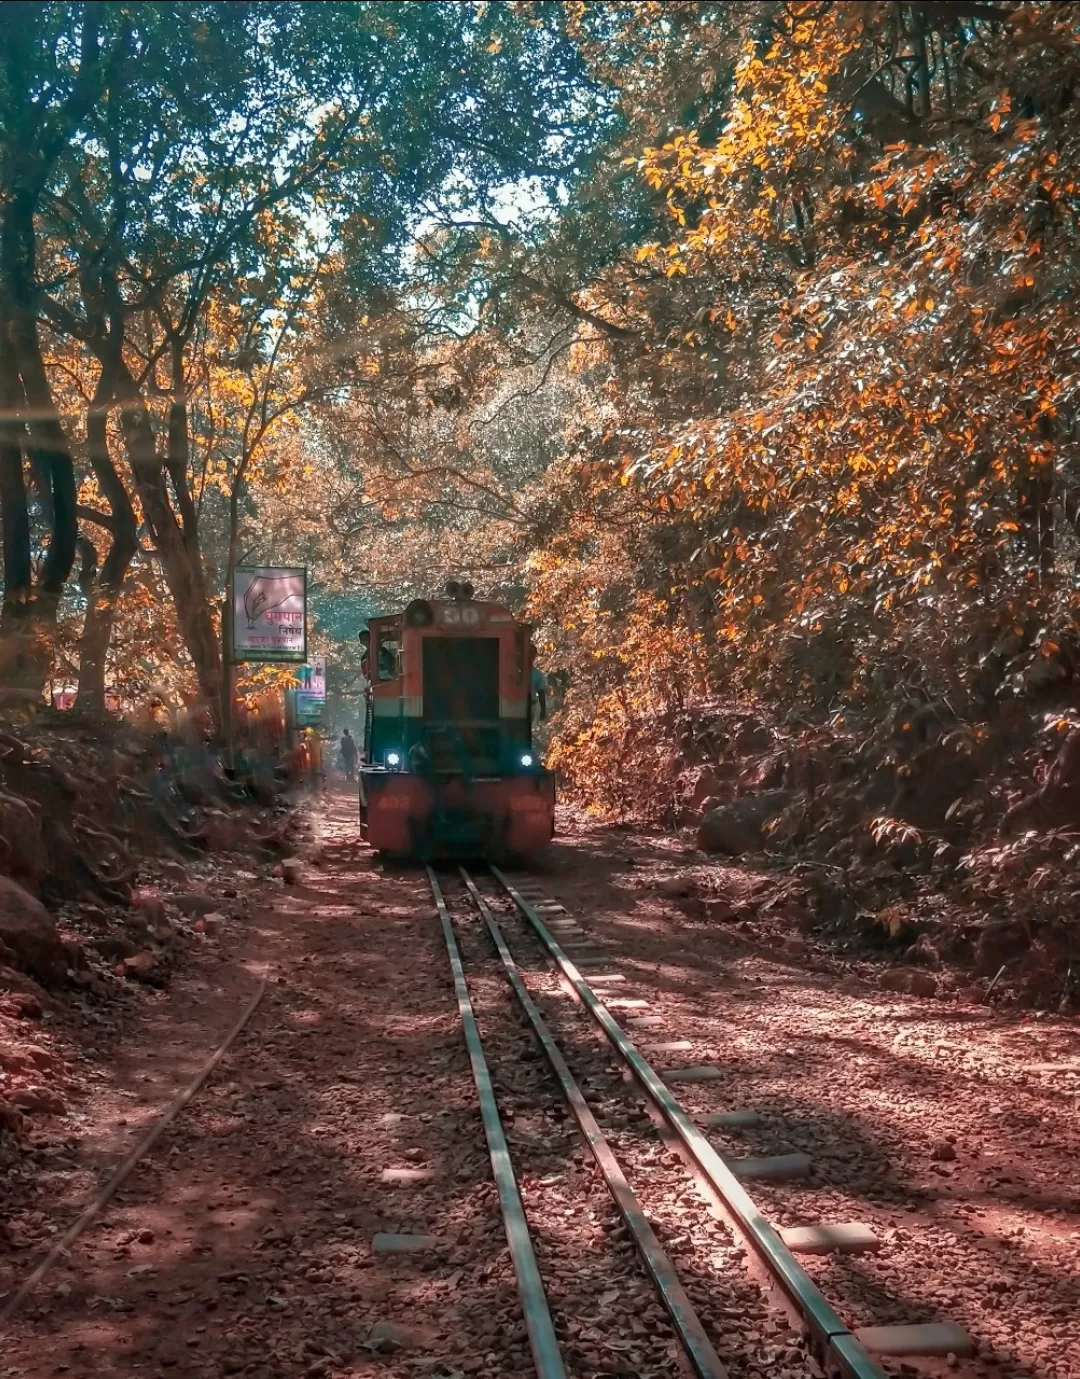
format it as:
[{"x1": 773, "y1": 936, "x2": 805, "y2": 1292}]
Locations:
[
  {"x1": 489, "y1": 865, "x2": 885, "y2": 1379},
  {"x1": 459, "y1": 868, "x2": 729, "y2": 1379},
  {"x1": 426, "y1": 866, "x2": 567, "y2": 1379},
  {"x1": 0, "y1": 978, "x2": 267, "y2": 1327}
]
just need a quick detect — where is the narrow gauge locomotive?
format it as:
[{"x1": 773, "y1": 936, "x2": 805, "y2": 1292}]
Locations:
[{"x1": 358, "y1": 582, "x2": 555, "y2": 857}]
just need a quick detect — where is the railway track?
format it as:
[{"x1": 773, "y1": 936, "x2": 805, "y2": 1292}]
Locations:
[{"x1": 432, "y1": 863, "x2": 978, "y2": 1379}]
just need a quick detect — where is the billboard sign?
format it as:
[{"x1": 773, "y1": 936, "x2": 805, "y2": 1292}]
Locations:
[
  {"x1": 232, "y1": 566, "x2": 306, "y2": 663},
  {"x1": 294, "y1": 655, "x2": 325, "y2": 726}
]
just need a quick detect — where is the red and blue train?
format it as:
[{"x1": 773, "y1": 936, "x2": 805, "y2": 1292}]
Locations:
[{"x1": 358, "y1": 582, "x2": 555, "y2": 857}]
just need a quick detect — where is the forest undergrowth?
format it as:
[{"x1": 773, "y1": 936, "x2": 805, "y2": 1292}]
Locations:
[{"x1": 568, "y1": 688, "x2": 1080, "y2": 1011}]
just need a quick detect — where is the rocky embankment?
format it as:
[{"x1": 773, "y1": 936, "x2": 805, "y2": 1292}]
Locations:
[
  {"x1": 663, "y1": 706, "x2": 1080, "y2": 1010},
  {"x1": 0, "y1": 714, "x2": 300, "y2": 1147}
]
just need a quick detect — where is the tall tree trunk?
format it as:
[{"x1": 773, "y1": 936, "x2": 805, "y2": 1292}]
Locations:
[
  {"x1": 0, "y1": 190, "x2": 79, "y2": 694},
  {"x1": 75, "y1": 371, "x2": 139, "y2": 713},
  {"x1": 0, "y1": 321, "x2": 38, "y2": 699},
  {"x1": 112, "y1": 359, "x2": 221, "y2": 709},
  {"x1": 0, "y1": 2, "x2": 106, "y2": 700},
  {"x1": 167, "y1": 335, "x2": 200, "y2": 555},
  {"x1": 0, "y1": 338, "x2": 30, "y2": 619},
  {"x1": 14, "y1": 307, "x2": 79, "y2": 610}
]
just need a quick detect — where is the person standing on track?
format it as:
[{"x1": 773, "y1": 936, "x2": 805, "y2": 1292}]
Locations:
[{"x1": 340, "y1": 727, "x2": 358, "y2": 781}]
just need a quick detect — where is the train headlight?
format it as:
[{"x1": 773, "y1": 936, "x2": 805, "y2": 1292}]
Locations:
[
  {"x1": 386, "y1": 751, "x2": 401, "y2": 768},
  {"x1": 520, "y1": 753, "x2": 534, "y2": 768}
]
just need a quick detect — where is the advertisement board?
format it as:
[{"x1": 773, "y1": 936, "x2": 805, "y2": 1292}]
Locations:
[
  {"x1": 294, "y1": 655, "x2": 326, "y2": 726},
  {"x1": 232, "y1": 566, "x2": 306, "y2": 663}
]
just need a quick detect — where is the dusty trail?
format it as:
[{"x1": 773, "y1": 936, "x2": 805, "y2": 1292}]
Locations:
[
  {"x1": 1, "y1": 790, "x2": 528, "y2": 1378},
  {"x1": 523, "y1": 820, "x2": 1080, "y2": 1379},
  {"x1": 3, "y1": 796, "x2": 1080, "y2": 1379}
]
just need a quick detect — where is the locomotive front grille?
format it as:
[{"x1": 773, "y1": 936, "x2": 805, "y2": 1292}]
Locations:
[
  {"x1": 420, "y1": 638, "x2": 502, "y2": 773},
  {"x1": 419, "y1": 723, "x2": 502, "y2": 774},
  {"x1": 422, "y1": 637, "x2": 500, "y2": 720}
]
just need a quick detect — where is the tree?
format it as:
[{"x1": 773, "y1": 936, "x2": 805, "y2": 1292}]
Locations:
[
  {"x1": 1, "y1": 0, "x2": 605, "y2": 717},
  {"x1": 409, "y1": 1, "x2": 1080, "y2": 811},
  {"x1": 0, "y1": 3, "x2": 118, "y2": 696}
]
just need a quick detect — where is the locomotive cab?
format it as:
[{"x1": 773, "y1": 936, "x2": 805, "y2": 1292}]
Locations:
[{"x1": 359, "y1": 584, "x2": 554, "y2": 857}]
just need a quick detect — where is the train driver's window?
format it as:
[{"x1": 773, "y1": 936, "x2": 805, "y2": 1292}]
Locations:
[{"x1": 376, "y1": 632, "x2": 400, "y2": 681}]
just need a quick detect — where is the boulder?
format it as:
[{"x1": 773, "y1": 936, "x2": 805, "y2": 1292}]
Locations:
[
  {"x1": 91, "y1": 933, "x2": 138, "y2": 962},
  {"x1": 0, "y1": 876, "x2": 66, "y2": 985},
  {"x1": 172, "y1": 892, "x2": 219, "y2": 917},
  {"x1": 0, "y1": 990, "x2": 45, "y2": 1020},
  {"x1": 684, "y1": 767, "x2": 723, "y2": 811},
  {"x1": 130, "y1": 888, "x2": 166, "y2": 926},
  {"x1": 697, "y1": 792, "x2": 794, "y2": 856},
  {"x1": 0, "y1": 790, "x2": 47, "y2": 886},
  {"x1": 11, "y1": 1085, "x2": 66, "y2": 1116},
  {"x1": 156, "y1": 861, "x2": 189, "y2": 887},
  {"x1": 201, "y1": 813, "x2": 246, "y2": 853},
  {"x1": 974, "y1": 919, "x2": 1030, "y2": 976},
  {"x1": 118, "y1": 950, "x2": 164, "y2": 985},
  {"x1": 0, "y1": 1100, "x2": 26, "y2": 1136},
  {"x1": 880, "y1": 968, "x2": 938, "y2": 998},
  {"x1": 0, "y1": 1045, "x2": 58, "y2": 1077},
  {"x1": 703, "y1": 898, "x2": 739, "y2": 923}
]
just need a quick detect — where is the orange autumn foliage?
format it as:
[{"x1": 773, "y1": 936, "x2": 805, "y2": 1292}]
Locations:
[{"x1": 527, "y1": 1, "x2": 1080, "y2": 813}]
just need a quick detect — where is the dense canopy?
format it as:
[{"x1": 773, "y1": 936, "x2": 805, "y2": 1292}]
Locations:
[{"x1": 2, "y1": 0, "x2": 1079, "y2": 825}]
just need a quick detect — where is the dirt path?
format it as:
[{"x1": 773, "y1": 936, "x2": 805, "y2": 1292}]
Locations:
[
  {"x1": 529, "y1": 817, "x2": 1080, "y2": 1379},
  {"x1": 1, "y1": 789, "x2": 530, "y2": 1378},
  {"x1": 3, "y1": 801, "x2": 1080, "y2": 1379}
]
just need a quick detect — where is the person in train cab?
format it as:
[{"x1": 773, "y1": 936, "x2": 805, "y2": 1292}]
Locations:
[
  {"x1": 377, "y1": 636, "x2": 398, "y2": 680},
  {"x1": 408, "y1": 739, "x2": 432, "y2": 774},
  {"x1": 340, "y1": 727, "x2": 358, "y2": 781},
  {"x1": 531, "y1": 661, "x2": 548, "y2": 721}
]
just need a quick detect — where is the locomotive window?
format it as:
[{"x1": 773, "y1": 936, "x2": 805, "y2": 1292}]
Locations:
[
  {"x1": 423, "y1": 638, "x2": 499, "y2": 721},
  {"x1": 376, "y1": 632, "x2": 400, "y2": 681}
]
